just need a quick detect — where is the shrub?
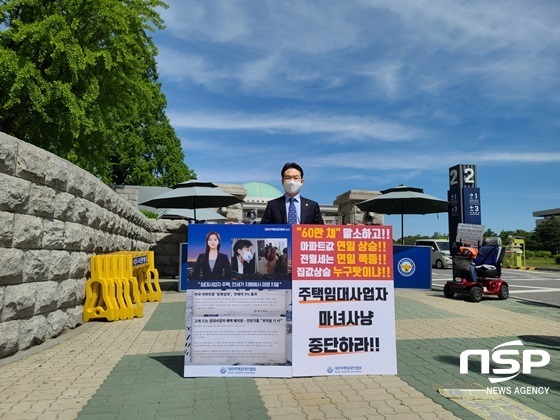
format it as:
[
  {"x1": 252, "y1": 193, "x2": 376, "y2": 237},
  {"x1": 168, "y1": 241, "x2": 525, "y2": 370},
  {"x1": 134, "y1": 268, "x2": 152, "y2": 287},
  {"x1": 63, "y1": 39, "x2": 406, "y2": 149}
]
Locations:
[
  {"x1": 555, "y1": 254, "x2": 560, "y2": 264},
  {"x1": 535, "y1": 250, "x2": 552, "y2": 258},
  {"x1": 141, "y1": 209, "x2": 159, "y2": 219},
  {"x1": 525, "y1": 250, "x2": 535, "y2": 259}
]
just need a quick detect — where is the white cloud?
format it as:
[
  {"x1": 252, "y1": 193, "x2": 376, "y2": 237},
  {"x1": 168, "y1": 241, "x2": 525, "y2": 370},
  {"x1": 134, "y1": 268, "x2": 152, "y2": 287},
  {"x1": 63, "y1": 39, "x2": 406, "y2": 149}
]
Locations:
[
  {"x1": 156, "y1": 48, "x2": 230, "y2": 87},
  {"x1": 168, "y1": 111, "x2": 426, "y2": 142},
  {"x1": 311, "y1": 150, "x2": 560, "y2": 172},
  {"x1": 368, "y1": 0, "x2": 558, "y2": 53},
  {"x1": 238, "y1": 54, "x2": 279, "y2": 88},
  {"x1": 160, "y1": 0, "x2": 559, "y2": 56},
  {"x1": 151, "y1": 1, "x2": 559, "y2": 234},
  {"x1": 160, "y1": 0, "x2": 249, "y2": 43},
  {"x1": 476, "y1": 152, "x2": 560, "y2": 163},
  {"x1": 161, "y1": 0, "x2": 361, "y2": 54},
  {"x1": 156, "y1": 0, "x2": 559, "y2": 103}
]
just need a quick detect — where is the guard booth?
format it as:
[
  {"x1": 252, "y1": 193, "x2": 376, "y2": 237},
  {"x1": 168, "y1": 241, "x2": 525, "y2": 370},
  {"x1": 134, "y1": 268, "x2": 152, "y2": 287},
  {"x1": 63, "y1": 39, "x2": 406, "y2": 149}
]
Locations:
[{"x1": 504, "y1": 237, "x2": 525, "y2": 267}]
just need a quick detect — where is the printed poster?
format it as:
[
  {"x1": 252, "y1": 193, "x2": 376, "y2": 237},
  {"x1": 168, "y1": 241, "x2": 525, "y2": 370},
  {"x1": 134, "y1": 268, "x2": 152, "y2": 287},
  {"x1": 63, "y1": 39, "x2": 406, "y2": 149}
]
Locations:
[
  {"x1": 184, "y1": 224, "x2": 293, "y2": 377},
  {"x1": 291, "y1": 225, "x2": 397, "y2": 377}
]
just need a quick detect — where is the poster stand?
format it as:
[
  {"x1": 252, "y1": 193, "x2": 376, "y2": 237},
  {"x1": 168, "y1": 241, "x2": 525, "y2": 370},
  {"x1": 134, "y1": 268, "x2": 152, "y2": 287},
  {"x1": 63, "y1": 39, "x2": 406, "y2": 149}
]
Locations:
[{"x1": 183, "y1": 224, "x2": 396, "y2": 378}]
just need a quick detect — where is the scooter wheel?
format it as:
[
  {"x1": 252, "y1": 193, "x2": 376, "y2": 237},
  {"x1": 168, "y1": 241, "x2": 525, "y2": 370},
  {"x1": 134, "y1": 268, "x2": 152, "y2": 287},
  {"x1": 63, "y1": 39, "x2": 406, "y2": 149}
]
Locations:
[
  {"x1": 443, "y1": 284, "x2": 454, "y2": 298},
  {"x1": 498, "y1": 284, "x2": 509, "y2": 300},
  {"x1": 469, "y1": 287, "x2": 482, "y2": 302}
]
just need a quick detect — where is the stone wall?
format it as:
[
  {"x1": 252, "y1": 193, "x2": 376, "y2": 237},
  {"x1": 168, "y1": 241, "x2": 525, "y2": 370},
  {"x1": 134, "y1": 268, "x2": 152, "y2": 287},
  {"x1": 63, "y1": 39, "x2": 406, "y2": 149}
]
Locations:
[
  {"x1": 0, "y1": 132, "x2": 173, "y2": 358},
  {"x1": 151, "y1": 219, "x2": 187, "y2": 278},
  {"x1": 113, "y1": 185, "x2": 139, "y2": 209}
]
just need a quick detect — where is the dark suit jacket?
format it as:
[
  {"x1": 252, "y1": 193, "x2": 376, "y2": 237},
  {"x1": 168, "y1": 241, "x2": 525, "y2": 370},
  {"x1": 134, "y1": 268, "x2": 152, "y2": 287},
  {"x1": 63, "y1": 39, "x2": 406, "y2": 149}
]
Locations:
[
  {"x1": 260, "y1": 195, "x2": 324, "y2": 224},
  {"x1": 192, "y1": 252, "x2": 231, "y2": 280}
]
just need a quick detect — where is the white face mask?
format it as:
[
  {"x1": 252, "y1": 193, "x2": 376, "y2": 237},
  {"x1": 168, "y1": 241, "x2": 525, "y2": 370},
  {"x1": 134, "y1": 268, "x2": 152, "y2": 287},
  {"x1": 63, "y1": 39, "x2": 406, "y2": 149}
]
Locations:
[
  {"x1": 283, "y1": 180, "x2": 302, "y2": 195},
  {"x1": 242, "y1": 250, "x2": 253, "y2": 262}
]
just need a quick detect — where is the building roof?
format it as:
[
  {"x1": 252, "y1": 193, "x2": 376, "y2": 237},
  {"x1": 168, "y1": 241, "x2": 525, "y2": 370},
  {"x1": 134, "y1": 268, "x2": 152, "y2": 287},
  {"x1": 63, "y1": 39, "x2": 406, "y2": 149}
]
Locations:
[{"x1": 533, "y1": 208, "x2": 560, "y2": 217}]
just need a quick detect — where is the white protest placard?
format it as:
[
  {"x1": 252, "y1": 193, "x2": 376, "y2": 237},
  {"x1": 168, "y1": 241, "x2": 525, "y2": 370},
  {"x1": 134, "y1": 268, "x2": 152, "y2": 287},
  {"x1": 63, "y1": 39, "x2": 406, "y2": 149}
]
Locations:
[
  {"x1": 456, "y1": 223, "x2": 485, "y2": 246},
  {"x1": 291, "y1": 225, "x2": 397, "y2": 377},
  {"x1": 292, "y1": 281, "x2": 396, "y2": 376}
]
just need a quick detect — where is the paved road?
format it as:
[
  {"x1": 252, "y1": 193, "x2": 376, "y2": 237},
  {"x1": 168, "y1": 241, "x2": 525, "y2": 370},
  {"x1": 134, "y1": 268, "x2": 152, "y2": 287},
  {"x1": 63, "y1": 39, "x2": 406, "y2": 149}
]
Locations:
[
  {"x1": 2, "y1": 284, "x2": 560, "y2": 419},
  {"x1": 431, "y1": 267, "x2": 560, "y2": 306}
]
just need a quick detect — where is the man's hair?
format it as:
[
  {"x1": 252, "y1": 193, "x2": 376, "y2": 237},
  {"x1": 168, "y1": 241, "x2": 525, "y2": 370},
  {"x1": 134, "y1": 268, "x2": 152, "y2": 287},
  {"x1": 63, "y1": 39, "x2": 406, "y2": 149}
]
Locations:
[{"x1": 281, "y1": 162, "x2": 304, "y2": 178}]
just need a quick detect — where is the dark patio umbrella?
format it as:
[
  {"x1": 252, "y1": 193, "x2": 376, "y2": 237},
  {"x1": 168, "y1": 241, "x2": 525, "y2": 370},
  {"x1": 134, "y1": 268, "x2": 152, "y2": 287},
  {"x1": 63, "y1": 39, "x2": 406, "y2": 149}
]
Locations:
[
  {"x1": 157, "y1": 208, "x2": 227, "y2": 222},
  {"x1": 139, "y1": 180, "x2": 243, "y2": 222},
  {"x1": 357, "y1": 185, "x2": 449, "y2": 244}
]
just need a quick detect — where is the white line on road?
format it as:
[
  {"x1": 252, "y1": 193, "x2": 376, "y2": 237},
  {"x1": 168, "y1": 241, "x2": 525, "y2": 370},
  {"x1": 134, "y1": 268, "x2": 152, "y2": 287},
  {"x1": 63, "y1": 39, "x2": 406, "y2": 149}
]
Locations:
[{"x1": 509, "y1": 289, "x2": 560, "y2": 294}]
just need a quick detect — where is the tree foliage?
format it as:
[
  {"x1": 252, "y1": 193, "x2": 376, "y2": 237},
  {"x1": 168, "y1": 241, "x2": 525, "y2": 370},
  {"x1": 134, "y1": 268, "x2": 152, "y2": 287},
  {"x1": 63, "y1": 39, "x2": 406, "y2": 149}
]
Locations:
[
  {"x1": 484, "y1": 228, "x2": 498, "y2": 238},
  {"x1": 391, "y1": 218, "x2": 560, "y2": 254},
  {"x1": 0, "y1": 0, "x2": 194, "y2": 185},
  {"x1": 531, "y1": 217, "x2": 560, "y2": 255},
  {"x1": 393, "y1": 223, "x2": 560, "y2": 254}
]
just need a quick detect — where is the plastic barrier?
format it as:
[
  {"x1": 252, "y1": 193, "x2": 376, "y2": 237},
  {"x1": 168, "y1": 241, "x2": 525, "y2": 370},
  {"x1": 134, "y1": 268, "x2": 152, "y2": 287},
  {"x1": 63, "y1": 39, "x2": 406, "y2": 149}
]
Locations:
[
  {"x1": 119, "y1": 250, "x2": 162, "y2": 303},
  {"x1": 83, "y1": 251, "x2": 160, "y2": 322},
  {"x1": 83, "y1": 255, "x2": 120, "y2": 322}
]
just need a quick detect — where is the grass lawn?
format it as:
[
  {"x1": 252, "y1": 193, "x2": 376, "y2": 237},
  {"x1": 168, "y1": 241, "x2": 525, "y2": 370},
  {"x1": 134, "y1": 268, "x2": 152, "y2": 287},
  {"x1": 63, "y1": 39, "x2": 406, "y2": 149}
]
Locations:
[{"x1": 525, "y1": 257, "x2": 560, "y2": 268}]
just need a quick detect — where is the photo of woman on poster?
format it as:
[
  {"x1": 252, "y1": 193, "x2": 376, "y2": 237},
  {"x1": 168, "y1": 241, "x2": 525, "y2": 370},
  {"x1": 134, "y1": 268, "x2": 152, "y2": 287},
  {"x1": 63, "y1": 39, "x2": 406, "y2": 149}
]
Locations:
[
  {"x1": 231, "y1": 239, "x2": 256, "y2": 275},
  {"x1": 192, "y1": 231, "x2": 232, "y2": 280}
]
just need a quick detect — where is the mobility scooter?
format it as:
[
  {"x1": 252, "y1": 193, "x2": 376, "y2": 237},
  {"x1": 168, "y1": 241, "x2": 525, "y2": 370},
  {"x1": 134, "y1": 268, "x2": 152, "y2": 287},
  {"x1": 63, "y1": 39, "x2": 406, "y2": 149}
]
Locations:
[{"x1": 443, "y1": 237, "x2": 509, "y2": 302}]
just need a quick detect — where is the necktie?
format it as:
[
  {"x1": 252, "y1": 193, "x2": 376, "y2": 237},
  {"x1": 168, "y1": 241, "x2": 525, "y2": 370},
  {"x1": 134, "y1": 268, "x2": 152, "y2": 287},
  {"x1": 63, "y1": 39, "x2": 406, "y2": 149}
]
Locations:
[{"x1": 288, "y1": 198, "x2": 297, "y2": 224}]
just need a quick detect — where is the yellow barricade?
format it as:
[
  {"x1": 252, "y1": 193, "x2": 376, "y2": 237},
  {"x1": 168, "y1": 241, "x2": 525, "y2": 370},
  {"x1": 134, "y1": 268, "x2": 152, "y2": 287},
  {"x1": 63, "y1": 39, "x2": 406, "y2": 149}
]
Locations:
[
  {"x1": 110, "y1": 254, "x2": 143, "y2": 320},
  {"x1": 118, "y1": 251, "x2": 162, "y2": 303},
  {"x1": 83, "y1": 250, "x2": 159, "y2": 322},
  {"x1": 83, "y1": 255, "x2": 120, "y2": 322}
]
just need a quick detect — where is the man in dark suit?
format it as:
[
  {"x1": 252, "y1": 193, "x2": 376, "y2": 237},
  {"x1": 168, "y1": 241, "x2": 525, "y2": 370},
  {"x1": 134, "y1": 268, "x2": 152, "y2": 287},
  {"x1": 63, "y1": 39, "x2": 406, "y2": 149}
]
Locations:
[{"x1": 260, "y1": 162, "x2": 324, "y2": 224}]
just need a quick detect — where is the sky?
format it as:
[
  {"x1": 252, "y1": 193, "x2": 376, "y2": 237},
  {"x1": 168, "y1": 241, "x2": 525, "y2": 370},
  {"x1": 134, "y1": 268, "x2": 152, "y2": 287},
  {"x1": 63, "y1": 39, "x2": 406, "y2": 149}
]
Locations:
[{"x1": 151, "y1": 0, "x2": 560, "y2": 238}]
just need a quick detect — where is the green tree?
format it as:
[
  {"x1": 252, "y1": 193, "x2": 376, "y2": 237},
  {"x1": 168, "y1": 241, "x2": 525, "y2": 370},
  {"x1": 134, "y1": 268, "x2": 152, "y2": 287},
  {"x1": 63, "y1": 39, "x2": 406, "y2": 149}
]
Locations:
[
  {"x1": 531, "y1": 218, "x2": 560, "y2": 254},
  {"x1": 484, "y1": 228, "x2": 498, "y2": 238},
  {"x1": 498, "y1": 229, "x2": 534, "y2": 250},
  {"x1": 0, "y1": 0, "x2": 193, "y2": 185},
  {"x1": 430, "y1": 232, "x2": 448, "y2": 239}
]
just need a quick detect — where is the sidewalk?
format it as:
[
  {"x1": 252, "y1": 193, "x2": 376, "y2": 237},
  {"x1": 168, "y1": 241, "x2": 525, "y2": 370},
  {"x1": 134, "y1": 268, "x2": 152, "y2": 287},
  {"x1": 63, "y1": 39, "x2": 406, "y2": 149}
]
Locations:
[{"x1": 0, "y1": 281, "x2": 558, "y2": 419}]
